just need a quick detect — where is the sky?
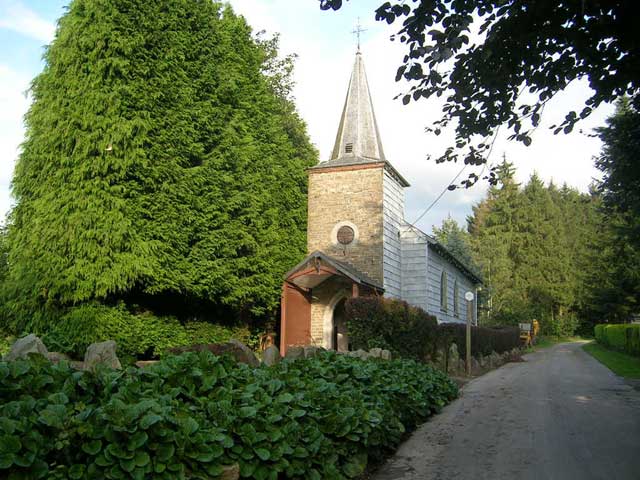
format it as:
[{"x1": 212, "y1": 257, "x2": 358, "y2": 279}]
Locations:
[{"x1": 0, "y1": 0, "x2": 614, "y2": 234}]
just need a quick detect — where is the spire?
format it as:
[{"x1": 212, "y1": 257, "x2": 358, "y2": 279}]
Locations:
[{"x1": 329, "y1": 52, "x2": 386, "y2": 163}]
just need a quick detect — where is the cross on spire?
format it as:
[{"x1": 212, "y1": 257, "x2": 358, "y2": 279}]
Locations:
[{"x1": 352, "y1": 18, "x2": 367, "y2": 52}]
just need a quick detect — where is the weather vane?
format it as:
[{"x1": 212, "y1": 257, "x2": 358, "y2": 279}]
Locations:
[{"x1": 352, "y1": 18, "x2": 367, "y2": 52}]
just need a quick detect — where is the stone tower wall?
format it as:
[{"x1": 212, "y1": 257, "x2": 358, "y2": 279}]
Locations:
[{"x1": 307, "y1": 164, "x2": 384, "y2": 285}]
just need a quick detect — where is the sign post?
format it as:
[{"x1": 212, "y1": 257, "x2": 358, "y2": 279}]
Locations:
[{"x1": 465, "y1": 291, "x2": 475, "y2": 376}]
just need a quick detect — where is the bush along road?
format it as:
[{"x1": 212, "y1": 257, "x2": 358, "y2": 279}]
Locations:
[
  {"x1": 0, "y1": 350, "x2": 457, "y2": 479},
  {"x1": 373, "y1": 342, "x2": 640, "y2": 480}
]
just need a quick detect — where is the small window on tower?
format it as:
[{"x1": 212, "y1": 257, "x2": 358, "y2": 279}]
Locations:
[
  {"x1": 337, "y1": 225, "x2": 355, "y2": 245},
  {"x1": 345, "y1": 143, "x2": 353, "y2": 153}
]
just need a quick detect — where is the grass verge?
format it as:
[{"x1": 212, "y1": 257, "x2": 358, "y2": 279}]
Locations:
[
  {"x1": 530, "y1": 336, "x2": 582, "y2": 351},
  {"x1": 583, "y1": 342, "x2": 640, "y2": 379}
]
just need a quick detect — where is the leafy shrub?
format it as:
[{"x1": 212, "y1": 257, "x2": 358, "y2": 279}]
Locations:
[
  {"x1": 594, "y1": 323, "x2": 640, "y2": 357},
  {"x1": 345, "y1": 297, "x2": 520, "y2": 362},
  {"x1": 0, "y1": 330, "x2": 14, "y2": 357},
  {"x1": 345, "y1": 297, "x2": 438, "y2": 361},
  {"x1": 438, "y1": 323, "x2": 521, "y2": 359},
  {"x1": 38, "y1": 302, "x2": 253, "y2": 361},
  {"x1": 0, "y1": 351, "x2": 457, "y2": 479}
]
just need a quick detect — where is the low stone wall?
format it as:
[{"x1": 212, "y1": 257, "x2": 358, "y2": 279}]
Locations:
[{"x1": 434, "y1": 343, "x2": 523, "y2": 376}]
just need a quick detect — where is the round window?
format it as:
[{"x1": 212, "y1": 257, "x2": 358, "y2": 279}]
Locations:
[{"x1": 336, "y1": 225, "x2": 355, "y2": 245}]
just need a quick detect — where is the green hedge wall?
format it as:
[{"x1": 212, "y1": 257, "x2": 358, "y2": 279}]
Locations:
[
  {"x1": 345, "y1": 297, "x2": 438, "y2": 361},
  {"x1": 594, "y1": 323, "x2": 640, "y2": 357},
  {"x1": 39, "y1": 303, "x2": 252, "y2": 361},
  {"x1": 345, "y1": 297, "x2": 521, "y2": 362},
  {"x1": 0, "y1": 351, "x2": 458, "y2": 479}
]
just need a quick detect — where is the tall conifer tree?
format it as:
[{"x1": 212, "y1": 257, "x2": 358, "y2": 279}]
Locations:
[{"x1": 4, "y1": 1, "x2": 316, "y2": 334}]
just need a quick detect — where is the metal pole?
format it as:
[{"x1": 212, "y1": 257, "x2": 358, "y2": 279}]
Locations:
[{"x1": 466, "y1": 299, "x2": 472, "y2": 376}]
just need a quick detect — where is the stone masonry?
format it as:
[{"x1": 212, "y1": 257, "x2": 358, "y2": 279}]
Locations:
[
  {"x1": 309, "y1": 276, "x2": 351, "y2": 347},
  {"x1": 307, "y1": 164, "x2": 385, "y2": 285}
]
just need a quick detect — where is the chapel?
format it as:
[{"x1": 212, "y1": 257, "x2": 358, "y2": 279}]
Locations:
[{"x1": 280, "y1": 51, "x2": 481, "y2": 354}]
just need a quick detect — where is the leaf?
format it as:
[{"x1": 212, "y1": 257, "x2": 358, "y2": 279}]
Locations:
[
  {"x1": 68, "y1": 464, "x2": 85, "y2": 479},
  {"x1": 0, "y1": 436, "x2": 21, "y2": 454},
  {"x1": 254, "y1": 448, "x2": 271, "y2": 461},
  {"x1": 239, "y1": 406, "x2": 257, "y2": 418},
  {"x1": 156, "y1": 444, "x2": 175, "y2": 463},
  {"x1": 82, "y1": 440, "x2": 102, "y2": 456},
  {"x1": 139, "y1": 413, "x2": 162, "y2": 429}
]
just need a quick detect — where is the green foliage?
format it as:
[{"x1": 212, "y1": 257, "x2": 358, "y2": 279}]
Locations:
[
  {"x1": 4, "y1": 0, "x2": 316, "y2": 335},
  {"x1": 345, "y1": 297, "x2": 438, "y2": 361},
  {"x1": 39, "y1": 302, "x2": 252, "y2": 360},
  {"x1": 0, "y1": 351, "x2": 457, "y2": 479},
  {"x1": 320, "y1": 0, "x2": 638, "y2": 183},
  {"x1": 432, "y1": 215, "x2": 477, "y2": 272},
  {"x1": 594, "y1": 324, "x2": 640, "y2": 357},
  {"x1": 438, "y1": 323, "x2": 520, "y2": 359},
  {"x1": 585, "y1": 101, "x2": 640, "y2": 323},
  {"x1": 468, "y1": 160, "x2": 596, "y2": 336},
  {"x1": 345, "y1": 297, "x2": 520, "y2": 362}
]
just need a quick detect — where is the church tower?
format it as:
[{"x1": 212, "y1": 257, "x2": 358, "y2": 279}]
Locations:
[
  {"x1": 307, "y1": 51, "x2": 409, "y2": 293},
  {"x1": 280, "y1": 51, "x2": 409, "y2": 353}
]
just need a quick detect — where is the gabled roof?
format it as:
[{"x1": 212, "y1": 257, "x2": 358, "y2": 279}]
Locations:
[
  {"x1": 401, "y1": 224, "x2": 483, "y2": 285},
  {"x1": 284, "y1": 251, "x2": 384, "y2": 291}
]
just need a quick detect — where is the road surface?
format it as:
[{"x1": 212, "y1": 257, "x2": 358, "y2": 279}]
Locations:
[{"x1": 373, "y1": 342, "x2": 640, "y2": 480}]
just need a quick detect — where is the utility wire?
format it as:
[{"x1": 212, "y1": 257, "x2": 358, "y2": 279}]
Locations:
[{"x1": 410, "y1": 163, "x2": 468, "y2": 225}]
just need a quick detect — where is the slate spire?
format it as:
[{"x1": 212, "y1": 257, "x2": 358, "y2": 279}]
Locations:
[{"x1": 329, "y1": 52, "x2": 386, "y2": 162}]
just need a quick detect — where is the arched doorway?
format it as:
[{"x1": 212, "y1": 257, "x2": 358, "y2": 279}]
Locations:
[{"x1": 332, "y1": 298, "x2": 349, "y2": 352}]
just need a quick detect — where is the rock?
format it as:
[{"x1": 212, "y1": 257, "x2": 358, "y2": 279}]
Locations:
[
  {"x1": 84, "y1": 341, "x2": 121, "y2": 370},
  {"x1": 227, "y1": 339, "x2": 260, "y2": 367},
  {"x1": 285, "y1": 346, "x2": 304, "y2": 360},
  {"x1": 303, "y1": 345, "x2": 321, "y2": 358},
  {"x1": 4, "y1": 334, "x2": 48, "y2": 361},
  {"x1": 219, "y1": 463, "x2": 240, "y2": 480},
  {"x1": 262, "y1": 345, "x2": 281, "y2": 366},
  {"x1": 471, "y1": 357, "x2": 481, "y2": 374},
  {"x1": 135, "y1": 360, "x2": 159, "y2": 368},
  {"x1": 70, "y1": 361, "x2": 85, "y2": 371},
  {"x1": 448, "y1": 343, "x2": 459, "y2": 363},
  {"x1": 478, "y1": 355, "x2": 486, "y2": 368},
  {"x1": 353, "y1": 349, "x2": 370, "y2": 360},
  {"x1": 369, "y1": 347, "x2": 382, "y2": 358},
  {"x1": 456, "y1": 359, "x2": 466, "y2": 375},
  {"x1": 381, "y1": 349, "x2": 392, "y2": 360},
  {"x1": 47, "y1": 352, "x2": 70, "y2": 364}
]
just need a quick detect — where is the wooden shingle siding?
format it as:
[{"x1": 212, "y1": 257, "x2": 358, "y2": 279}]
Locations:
[
  {"x1": 427, "y1": 246, "x2": 475, "y2": 324},
  {"x1": 382, "y1": 171, "x2": 404, "y2": 298},
  {"x1": 399, "y1": 228, "x2": 429, "y2": 311}
]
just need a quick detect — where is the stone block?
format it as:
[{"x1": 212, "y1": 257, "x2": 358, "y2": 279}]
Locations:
[
  {"x1": 369, "y1": 347, "x2": 382, "y2": 358},
  {"x1": 219, "y1": 463, "x2": 240, "y2": 480},
  {"x1": 47, "y1": 352, "x2": 70, "y2": 364},
  {"x1": 262, "y1": 345, "x2": 281, "y2": 366},
  {"x1": 4, "y1": 334, "x2": 48, "y2": 361},
  {"x1": 84, "y1": 341, "x2": 121, "y2": 370},
  {"x1": 285, "y1": 346, "x2": 304, "y2": 360},
  {"x1": 380, "y1": 349, "x2": 392, "y2": 360}
]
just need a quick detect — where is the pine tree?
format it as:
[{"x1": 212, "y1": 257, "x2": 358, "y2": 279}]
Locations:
[
  {"x1": 4, "y1": 1, "x2": 317, "y2": 335},
  {"x1": 468, "y1": 160, "x2": 522, "y2": 324},
  {"x1": 432, "y1": 215, "x2": 476, "y2": 270}
]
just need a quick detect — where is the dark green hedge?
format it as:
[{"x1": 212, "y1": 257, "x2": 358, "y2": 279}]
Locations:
[
  {"x1": 345, "y1": 297, "x2": 520, "y2": 361},
  {"x1": 345, "y1": 297, "x2": 438, "y2": 360},
  {"x1": 37, "y1": 303, "x2": 253, "y2": 361},
  {"x1": 0, "y1": 351, "x2": 457, "y2": 479},
  {"x1": 437, "y1": 323, "x2": 520, "y2": 358},
  {"x1": 595, "y1": 323, "x2": 640, "y2": 357}
]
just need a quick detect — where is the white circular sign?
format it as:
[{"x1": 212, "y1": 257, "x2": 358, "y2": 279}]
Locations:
[{"x1": 465, "y1": 291, "x2": 475, "y2": 301}]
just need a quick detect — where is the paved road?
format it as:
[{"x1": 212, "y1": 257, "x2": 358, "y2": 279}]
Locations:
[{"x1": 373, "y1": 342, "x2": 640, "y2": 480}]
